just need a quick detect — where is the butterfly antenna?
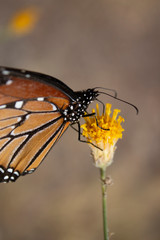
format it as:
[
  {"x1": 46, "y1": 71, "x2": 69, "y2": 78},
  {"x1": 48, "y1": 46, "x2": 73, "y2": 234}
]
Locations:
[
  {"x1": 94, "y1": 87, "x2": 117, "y2": 98},
  {"x1": 98, "y1": 91, "x2": 139, "y2": 114}
]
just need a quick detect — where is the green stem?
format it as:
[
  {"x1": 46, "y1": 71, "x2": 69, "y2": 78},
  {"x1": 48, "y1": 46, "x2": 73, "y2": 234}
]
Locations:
[{"x1": 100, "y1": 167, "x2": 109, "y2": 240}]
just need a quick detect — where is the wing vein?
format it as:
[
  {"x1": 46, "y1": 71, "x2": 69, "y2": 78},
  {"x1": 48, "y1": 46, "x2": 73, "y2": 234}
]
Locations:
[{"x1": 24, "y1": 122, "x2": 66, "y2": 172}]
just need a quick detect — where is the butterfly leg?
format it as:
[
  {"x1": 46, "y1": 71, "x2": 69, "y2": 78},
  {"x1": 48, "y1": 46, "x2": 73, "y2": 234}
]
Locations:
[
  {"x1": 95, "y1": 116, "x2": 110, "y2": 131},
  {"x1": 76, "y1": 121, "x2": 102, "y2": 150},
  {"x1": 70, "y1": 123, "x2": 80, "y2": 133}
]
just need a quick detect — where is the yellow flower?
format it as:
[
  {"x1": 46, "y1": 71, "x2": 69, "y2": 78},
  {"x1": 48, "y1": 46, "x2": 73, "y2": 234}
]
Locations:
[
  {"x1": 81, "y1": 103, "x2": 124, "y2": 169},
  {"x1": 8, "y1": 7, "x2": 39, "y2": 35}
]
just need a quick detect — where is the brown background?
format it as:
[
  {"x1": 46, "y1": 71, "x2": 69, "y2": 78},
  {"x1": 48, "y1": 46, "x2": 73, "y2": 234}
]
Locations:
[{"x1": 0, "y1": 1, "x2": 160, "y2": 240}]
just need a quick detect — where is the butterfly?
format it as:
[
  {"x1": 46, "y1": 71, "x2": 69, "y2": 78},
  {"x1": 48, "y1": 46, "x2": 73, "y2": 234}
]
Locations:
[
  {"x1": 0, "y1": 66, "x2": 101, "y2": 183},
  {"x1": 0, "y1": 66, "x2": 138, "y2": 183}
]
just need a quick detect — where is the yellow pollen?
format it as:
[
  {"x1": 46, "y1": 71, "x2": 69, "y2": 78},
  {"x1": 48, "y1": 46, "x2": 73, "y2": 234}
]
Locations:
[{"x1": 81, "y1": 103, "x2": 124, "y2": 146}]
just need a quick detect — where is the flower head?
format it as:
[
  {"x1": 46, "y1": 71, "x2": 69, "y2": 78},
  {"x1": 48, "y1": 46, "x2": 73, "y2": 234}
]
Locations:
[
  {"x1": 81, "y1": 103, "x2": 124, "y2": 169},
  {"x1": 8, "y1": 7, "x2": 39, "y2": 35}
]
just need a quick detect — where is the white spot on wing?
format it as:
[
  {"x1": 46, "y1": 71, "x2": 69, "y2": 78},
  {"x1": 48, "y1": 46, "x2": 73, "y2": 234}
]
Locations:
[
  {"x1": 52, "y1": 104, "x2": 57, "y2": 111},
  {"x1": 15, "y1": 101, "x2": 23, "y2": 109},
  {"x1": 2, "y1": 70, "x2": 10, "y2": 75},
  {"x1": 25, "y1": 74, "x2": 31, "y2": 78},
  {"x1": 10, "y1": 130, "x2": 15, "y2": 136},
  {"x1": 6, "y1": 80, "x2": 13, "y2": 85},
  {"x1": 0, "y1": 105, "x2": 6, "y2": 109},
  {"x1": 37, "y1": 97, "x2": 44, "y2": 101}
]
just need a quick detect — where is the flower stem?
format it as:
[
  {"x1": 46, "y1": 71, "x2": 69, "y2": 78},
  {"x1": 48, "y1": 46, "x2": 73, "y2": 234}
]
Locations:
[{"x1": 100, "y1": 167, "x2": 109, "y2": 240}]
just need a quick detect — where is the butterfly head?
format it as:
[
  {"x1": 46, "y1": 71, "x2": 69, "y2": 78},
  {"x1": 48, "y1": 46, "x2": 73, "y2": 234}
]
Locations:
[{"x1": 63, "y1": 88, "x2": 99, "y2": 123}]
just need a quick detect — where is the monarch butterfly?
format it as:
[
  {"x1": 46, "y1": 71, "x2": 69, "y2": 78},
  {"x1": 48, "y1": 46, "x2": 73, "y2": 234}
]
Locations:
[
  {"x1": 0, "y1": 66, "x2": 138, "y2": 183},
  {"x1": 0, "y1": 66, "x2": 101, "y2": 183}
]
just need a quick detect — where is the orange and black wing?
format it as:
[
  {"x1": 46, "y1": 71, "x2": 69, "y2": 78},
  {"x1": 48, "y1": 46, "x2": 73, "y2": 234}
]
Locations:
[
  {"x1": 0, "y1": 98, "x2": 70, "y2": 183},
  {"x1": 0, "y1": 67, "x2": 73, "y2": 182}
]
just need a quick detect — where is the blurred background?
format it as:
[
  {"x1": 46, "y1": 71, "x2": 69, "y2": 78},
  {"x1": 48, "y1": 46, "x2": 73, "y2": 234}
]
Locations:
[{"x1": 0, "y1": 0, "x2": 160, "y2": 240}]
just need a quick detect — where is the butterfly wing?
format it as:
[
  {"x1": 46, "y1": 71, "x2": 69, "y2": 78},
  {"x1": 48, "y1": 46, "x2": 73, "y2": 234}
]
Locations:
[
  {"x1": 0, "y1": 67, "x2": 73, "y2": 183},
  {"x1": 0, "y1": 66, "x2": 76, "y2": 102}
]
